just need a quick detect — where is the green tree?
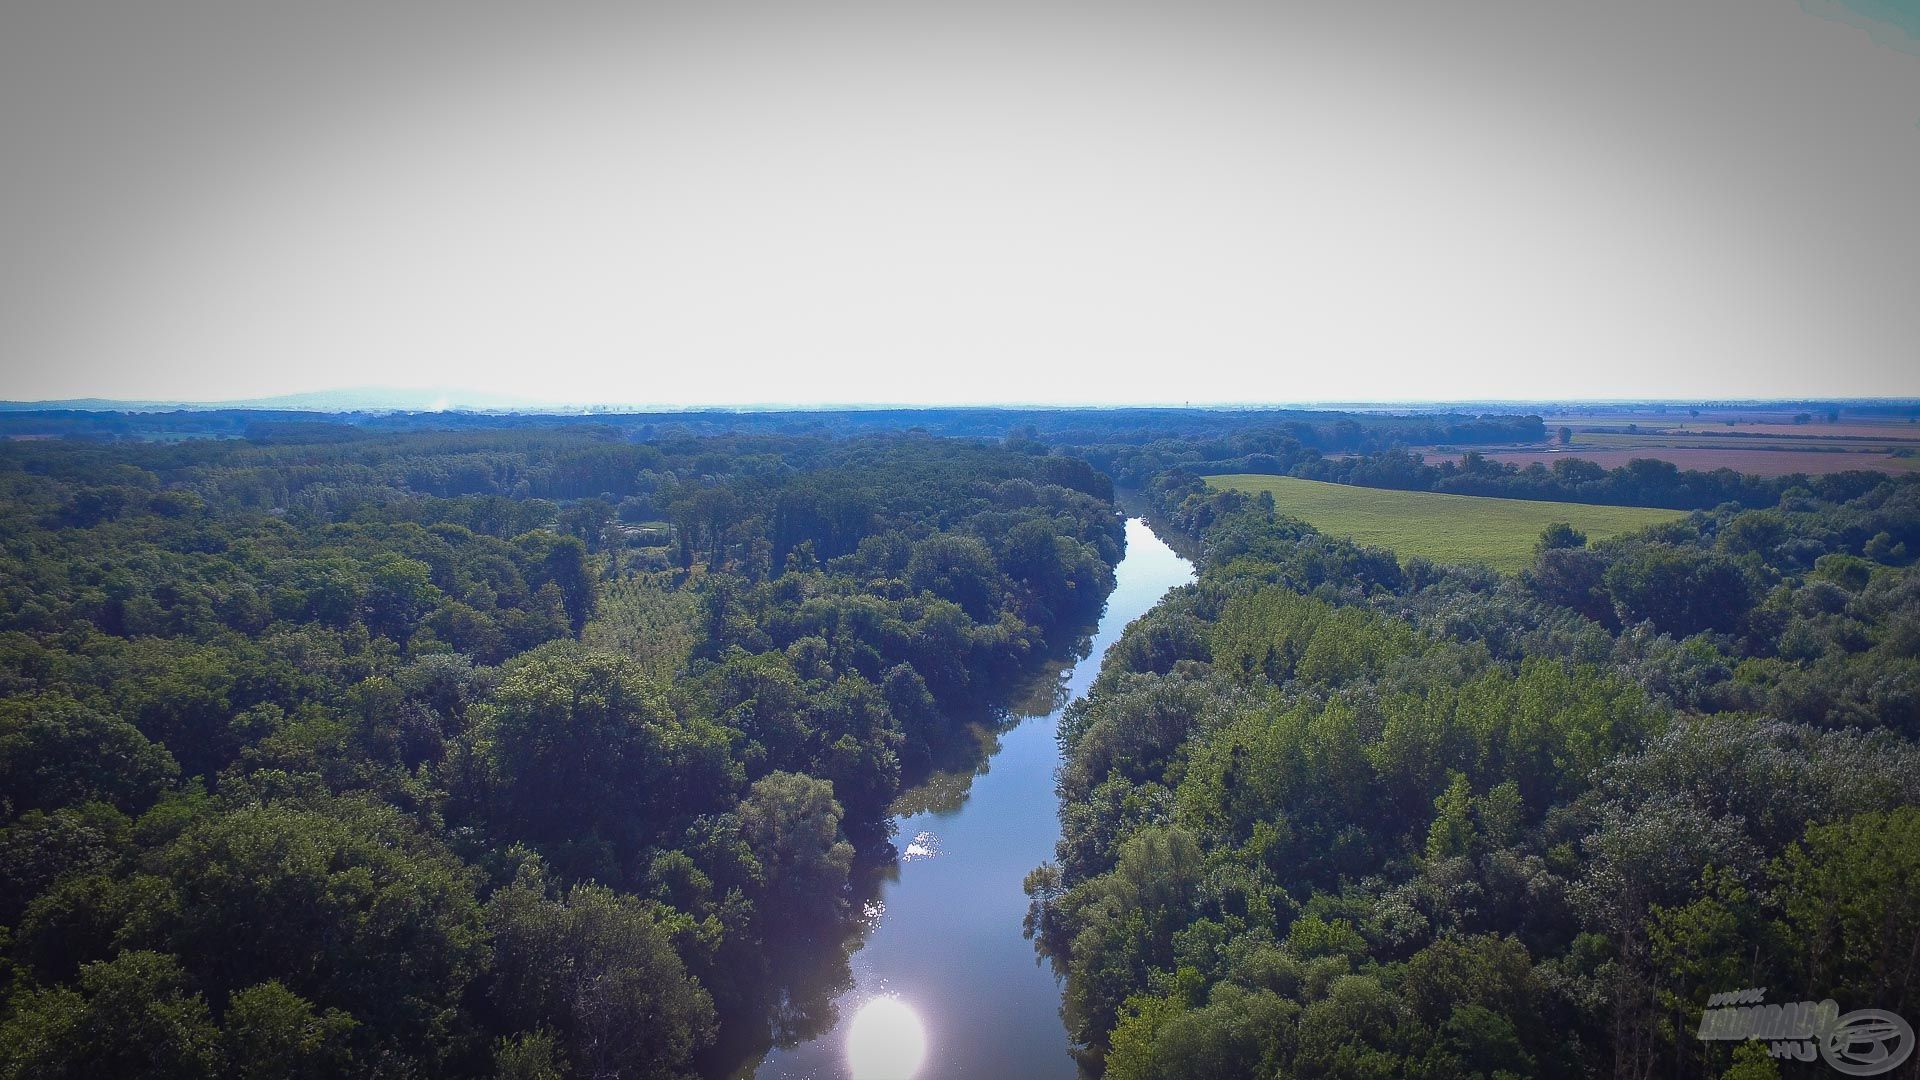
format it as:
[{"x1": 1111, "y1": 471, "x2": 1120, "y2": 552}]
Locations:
[
  {"x1": 1722, "y1": 1041, "x2": 1782, "y2": 1079},
  {"x1": 906, "y1": 533, "x2": 1004, "y2": 621},
  {"x1": 486, "y1": 861, "x2": 717, "y2": 1080},
  {"x1": 1426, "y1": 771, "x2": 1476, "y2": 861},
  {"x1": 1774, "y1": 807, "x2": 1920, "y2": 1010},
  {"x1": 159, "y1": 798, "x2": 486, "y2": 1056},
  {"x1": 221, "y1": 980, "x2": 357, "y2": 1080},
  {"x1": 1605, "y1": 545, "x2": 1753, "y2": 637},
  {"x1": 1537, "y1": 521, "x2": 1587, "y2": 552},
  {"x1": 0, "y1": 694, "x2": 179, "y2": 819},
  {"x1": 457, "y1": 641, "x2": 739, "y2": 881},
  {"x1": 738, "y1": 771, "x2": 856, "y2": 928},
  {"x1": 494, "y1": 1030, "x2": 570, "y2": 1080},
  {"x1": 0, "y1": 950, "x2": 221, "y2": 1080}
]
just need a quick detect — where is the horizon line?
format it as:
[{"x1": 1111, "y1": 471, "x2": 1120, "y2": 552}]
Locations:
[{"x1": 7, "y1": 392, "x2": 1920, "y2": 414}]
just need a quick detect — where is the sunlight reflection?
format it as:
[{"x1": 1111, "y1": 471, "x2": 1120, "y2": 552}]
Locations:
[
  {"x1": 900, "y1": 830, "x2": 941, "y2": 862},
  {"x1": 846, "y1": 995, "x2": 927, "y2": 1079}
]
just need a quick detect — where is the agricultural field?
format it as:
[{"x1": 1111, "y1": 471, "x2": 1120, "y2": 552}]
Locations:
[
  {"x1": 1396, "y1": 405, "x2": 1920, "y2": 477},
  {"x1": 1575, "y1": 432, "x2": 1919, "y2": 452},
  {"x1": 1205, "y1": 474, "x2": 1688, "y2": 572},
  {"x1": 1474, "y1": 446, "x2": 1920, "y2": 477},
  {"x1": 1536, "y1": 404, "x2": 1920, "y2": 432}
]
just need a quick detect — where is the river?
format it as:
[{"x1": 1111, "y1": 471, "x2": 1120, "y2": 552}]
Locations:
[{"x1": 751, "y1": 517, "x2": 1195, "y2": 1080}]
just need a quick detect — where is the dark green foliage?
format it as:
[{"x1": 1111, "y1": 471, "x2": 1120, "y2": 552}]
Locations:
[
  {"x1": 485, "y1": 861, "x2": 715, "y2": 1080},
  {"x1": 1538, "y1": 521, "x2": 1587, "y2": 551},
  {"x1": 0, "y1": 425, "x2": 1124, "y2": 1076},
  {"x1": 0, "y1": 694, "x2": 178, "y2": 817},
  {"x1": 736, "y1": 771, "x2": 857, "y2": 927},
  {"x1": 221, "y1": 981, "x2": 358, "y2": 1080},
  {"x1": 1035, "y1": 476, "x2": 1920, "y2": 1078},
  {"x1": 452, "y1": 641, "x2": 738, "y2": 883},
  {"x1": 155, "y1": 797, "x2": 488, "y2": 1057},
  {"x1": 0, "y1": 950, "x2": 221, "y2": 1080}
]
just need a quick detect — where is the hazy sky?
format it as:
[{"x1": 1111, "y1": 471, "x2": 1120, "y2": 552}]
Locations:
[{"x1": 2, "y1": 0, "x2": 1918, "y2": 406}]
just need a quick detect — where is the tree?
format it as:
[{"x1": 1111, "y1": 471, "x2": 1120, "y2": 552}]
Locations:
[
  {"x1": 15, "y1": 869, "x2": 172, "y2": 983},
  {"x1": 1537, "y1": 521, "x2": 1587, "y2": 552},
  {"x1": 0, "y1": 802, "x2": 132, "y2": 926},
  {"x1": 486, "y1": 861, "x2": 717, "y2": 1080},
  {"x1": 538, "y1": 534, "x2": 597, "y2": 634},
  {"x1": 494, "y1": 1030, "x2": 569, "y2": 1080},
  {"x1": 1722, "y1": 1042, "x2": 1782, "y2": 1079},
  {"x1": 1525, "y1": 545, "x2": 1612, "y2": 624},
  {"x1": 158, "y1": 798, "x2": 486, "y2": 1055},
  {"x1": 1426, "y1": 771, "x2": 1475, "y2": 861},
  {"x1": 906, "y1": 534, "x2": 1004, "y2": 621},
  {"x1": 222, "y1": 981, "x2": 357, "y2": 1080},
  {"x1": 1105, "y1": 985, "x2": 1296, "y2": 1080},
  {"x1": 0, "y1": 694, "x2": 178, "y2": 819},
  {"x1": 738, "y1": 771, "x2": 856, "y2": 928},
  {"x1": 1604, "y1": 545, "x2": 1753, "y2": 637},
  {"x1": 803, "y1": 677, "x2": 904, "y2": 827},
  {"x1": 364, "y1": 553, "x2": 442, "y2": 643},
  {"x1": 1774, "y1": 807, "x2": 1920, "y2": 1010},
  {"x1": 457, "y1": 641, "x2": 738, "y2": 882},
  {"x1": 1060, "y1": 826, "x2": 1206, "y2": 1048},
  {"x1": 0, "y1": 951, "x2": 221, "y2": 1080},
  {"x1": 557, "y1": 497, "x2": 615, "y2": 552}
]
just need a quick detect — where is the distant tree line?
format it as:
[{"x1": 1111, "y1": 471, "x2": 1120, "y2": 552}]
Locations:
[
  {"x1": 1132, "y1": 443, "x2": 1893, "y2": 511},
  {"x1": 0, "y1": 404, "x2": 1545, "y2": 457},
  {"x1": 1292, "y1": 449, "x2": 1879, "y2": 511}
]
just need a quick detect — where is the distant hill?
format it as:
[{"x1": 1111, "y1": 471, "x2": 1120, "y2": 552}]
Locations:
[{"x1": 0, "y1": 387, "x2": 548, "y2": 413}]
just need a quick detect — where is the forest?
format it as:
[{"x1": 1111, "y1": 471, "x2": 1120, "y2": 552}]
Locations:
[
  {"x1": 0, "y1": 427, "x2": 1121, "y2": 1078},
  {"x1": 0, "y1": 404, "x2": 1545, "y2": 452},
  {"x1": 2, "y1": 412, "x2": 1917, "y2": 1079},
  {"x1": 1027, "y1": 469, "x2": 1920, "y2": 1078}
]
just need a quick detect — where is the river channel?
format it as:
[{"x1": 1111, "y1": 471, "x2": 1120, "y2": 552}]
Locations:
[{"x1": 751, "y1": 517, "x2": 1195, "y2": 1080}]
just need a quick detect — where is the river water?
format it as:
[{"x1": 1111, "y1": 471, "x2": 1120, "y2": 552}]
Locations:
[{"x1": 751, "y1": 518, "x2": 1195, "y2": 1080}]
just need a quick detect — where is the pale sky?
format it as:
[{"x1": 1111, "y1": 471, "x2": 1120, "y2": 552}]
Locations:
[{"x1": 2, "y1": 0, "x2": 1918, "y2": 406}]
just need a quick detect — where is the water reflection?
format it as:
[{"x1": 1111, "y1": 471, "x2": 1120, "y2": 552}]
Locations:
[
  {"x1": 750, "y1": 519, "x2": 1196, "y2": 1080},
  {"x1": 846, "y1": 997, "x2": 927, "y2": 1079}
]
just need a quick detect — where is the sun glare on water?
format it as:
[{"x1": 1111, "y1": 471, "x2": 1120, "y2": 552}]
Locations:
[{"x1": 846, "y1": 996, "x2": 928, "y2": 1079}]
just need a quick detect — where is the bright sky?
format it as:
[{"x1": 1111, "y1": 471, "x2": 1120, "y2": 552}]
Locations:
[{"x1": 2, "y1": 0, "x2": 1918, "y2": 406}]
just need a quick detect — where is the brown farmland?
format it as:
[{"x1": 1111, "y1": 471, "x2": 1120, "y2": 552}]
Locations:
[{"x1": 1471, "y1": 447, "x2": 1920, "y2": 477}]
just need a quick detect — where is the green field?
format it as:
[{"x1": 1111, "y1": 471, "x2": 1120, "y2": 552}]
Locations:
[{"x1": 1205, "y1": 475, "x2": 1688, "y2": 572}]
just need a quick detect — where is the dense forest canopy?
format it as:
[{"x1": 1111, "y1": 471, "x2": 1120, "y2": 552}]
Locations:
[
  {"x1": 3, "y1": 410, "x2": 1917, "y2": 1079},
  {"x1": 0, "y1": 427, "x2": 1122, "y2": 1078},
  {"x1": 1028, "y1": 473, "x2": 1920, "y2": 1079}
]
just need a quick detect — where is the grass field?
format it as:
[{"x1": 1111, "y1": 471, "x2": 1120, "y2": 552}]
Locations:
[{"x1": 1205, "y1": 475, "x2": 1688, "y2": 572}]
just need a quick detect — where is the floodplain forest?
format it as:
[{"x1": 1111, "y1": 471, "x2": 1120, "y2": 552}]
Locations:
[{"x1": 0, "y1": 409, "x2": 1914, "y2": 1080}]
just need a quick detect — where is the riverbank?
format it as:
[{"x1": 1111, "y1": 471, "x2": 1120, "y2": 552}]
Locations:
[{"x1": 750, "y1": 518, "x2": 1195, "y2": 1080}]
